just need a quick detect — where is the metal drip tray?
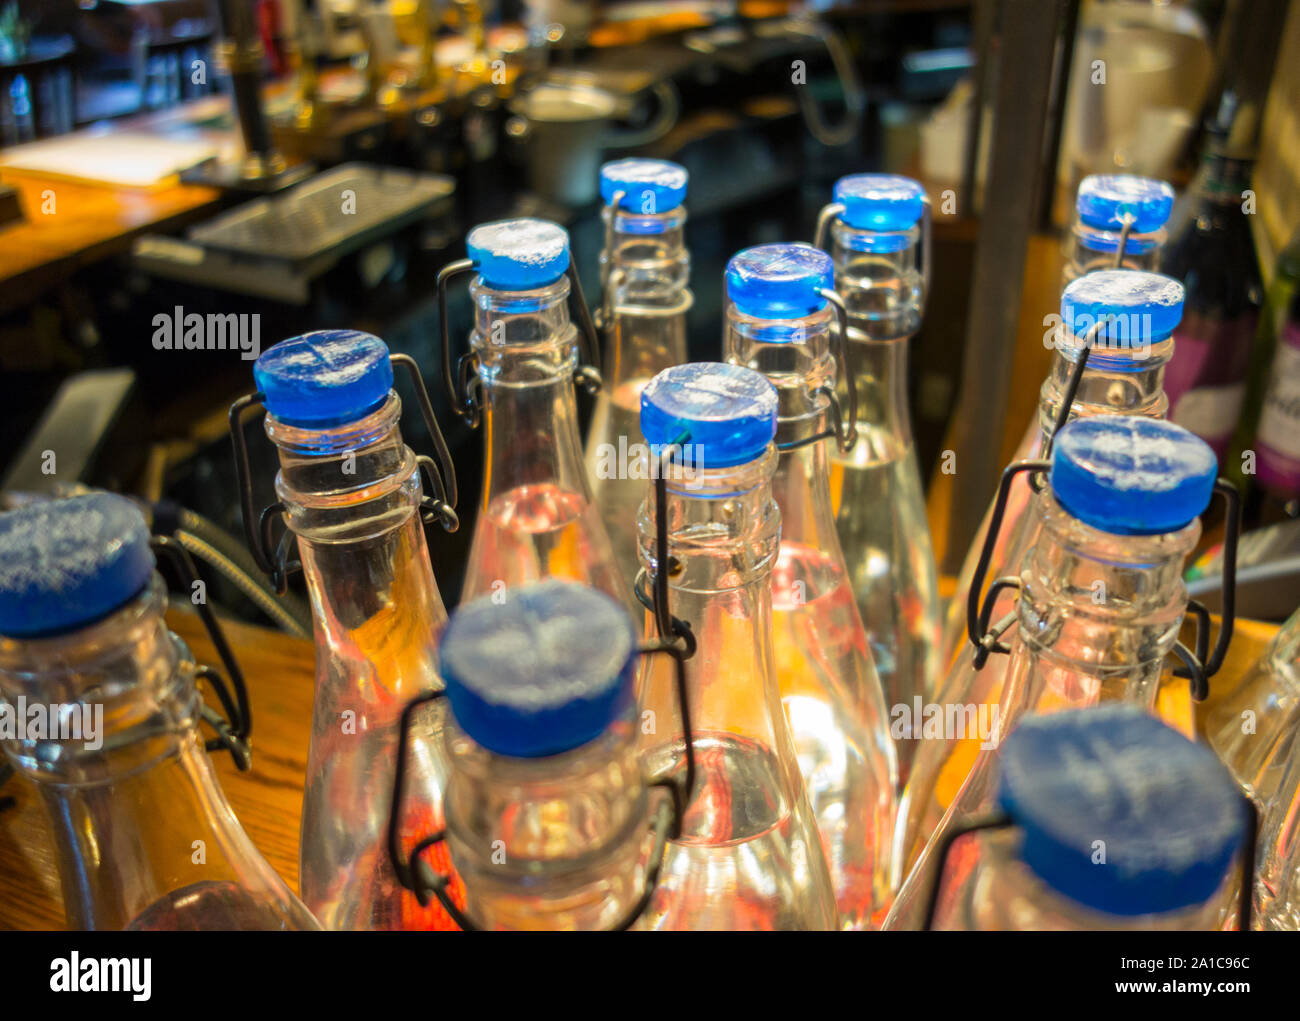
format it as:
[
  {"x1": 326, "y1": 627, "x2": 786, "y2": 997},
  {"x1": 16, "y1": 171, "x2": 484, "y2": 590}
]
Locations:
[{"x1": 133, "y1": 164, "x2": 454, "y2": 302}]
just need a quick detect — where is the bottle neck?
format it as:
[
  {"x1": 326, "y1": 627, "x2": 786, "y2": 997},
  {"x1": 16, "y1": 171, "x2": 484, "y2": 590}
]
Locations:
[
  {"x1": 1038, "y1": 328, "x2": 1172, "y2": 443},
  {"x1": 724, "y1": 304, "x2": 842, "y2": 549},
  {"x1": 472, "y1": 276, "x2": 592, "y2": 507},
  {"x1": 1010, "y1": 491, "x2": 1200, "y2": 712},
  {"x1": 267, "y1": 394, "x2": 443, "y2": 695},
  {"x1": 830, "y1": 218, "x2": 923, "y2": 341},
  {"x1": 0, "y1": 579, "x2": 294, "y2": 929},
  {"x1": 444, "y1": 716, "x2": 650, "y2": 930},
  {"x1": 600, "y1": 206, "x2": 692, "y2": 395},
  {"x1": 1066, "y1": 221, "x2": 1167, "y2": 281}
]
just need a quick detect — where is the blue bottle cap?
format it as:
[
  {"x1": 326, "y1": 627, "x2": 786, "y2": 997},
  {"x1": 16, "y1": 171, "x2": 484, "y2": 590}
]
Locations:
[
  {"x1": 466, "y1": 218, "x2": 570, "y2": 291},
  {"x1": 439, "y1": 580, "x2": 637, "y2": 758},
  {"x1": 998, "y1": 705, "x2": 1246, "y2": 917},
  {"x1": 0, "y1": 493, "x2": 155, "y2": 639},
  {"x1": 833, "y1": 173, "x2": 926, "y2": 231},
  {"x1": 640, "y1": 362, "x2": 778, "y2": 468},
  {"x1": 600, "y1": 158, "x2": 688, "y2": 214},
  {"x1": 1076, "y1": 174, "x2": 1175, "y2": 233},
  {"x1": 1050, "y1": 416, "x2": 1217, "y2": 536},
  {"x1": 725, "y1": 243, "x2": 833, "y2": 321},
  {"x1": 1060, "y1": 270, "x2": 1185, "y2": 345},
  {"x1": 254, "y1": 330, "x2": 394, "y2": 428}
]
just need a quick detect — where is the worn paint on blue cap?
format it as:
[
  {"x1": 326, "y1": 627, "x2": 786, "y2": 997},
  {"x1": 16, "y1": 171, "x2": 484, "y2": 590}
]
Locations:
[
  {"x1": 254, "y1": 330, "x2": 393, "y2": 428},
  {"x1": 640, "y1": 362, "x2": 778, "y2": 469},
  {"x1": 998, "y1": 705, "x2": 1246, "y2": 917},
  {"x1": 1050, "y1": 416, "x2": 1217, "y2": 536},
  {"x1": 1077, "y1": 174, "x2": 1175, "y2": 233},
  {"x1": 467, "y1": 218, "x2": 570, "y2": 290},
  {"x1": 0, "y1": 493, "x2": 155, "y2": 639},
  {"x1": 725, "y1": 243, "x2": 833, "y2": 321},
  {"x1": 1061, "y1": 270, "x2": 1185, "y2": 348},
  {"x1": 439, "y1": 580, "x2": 637, "y2": 758},
  {"x1": 600, "y1": 158, "x2": 688, "y2": 214}
]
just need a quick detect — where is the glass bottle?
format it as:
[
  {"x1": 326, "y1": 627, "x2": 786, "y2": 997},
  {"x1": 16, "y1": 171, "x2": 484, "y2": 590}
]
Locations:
[
  {"x1": 1248, "y1": 287, "x2": 1300, "y2": 503},
  {"x1": 932, "y1": 271, "x2": 1185, "y2": 758},
  {"x1": 722, "y1": 243, "x2": 897, "y2": 926},
  {"x1": 438, "y1": 580, "x2": 661, "y2": 930},
  {"x1": 634, "y1": 361, "x2": 838, "y2": 930},
  {"x1": 815, "y1": 173, "x2": 941, "y2": 783},
  {"x1": 1207, "y1": 604, "x2": 1300, "y2": 806},
  {"x1": 455, "y1": 218, "x2": 630, "y2": 612},
  {"x1": 1160, "y1": 147, "x2": 1263, "y2": 462},
  {"x1": 930, "y1": 705, "x2": 1247, "y2": 931},
  {"x1": 585, "y1": 159, "x2": 692, "y2": 592},
  {"x1": 252, "y1": 329, "x2": 456, "y2": 930},
  {"x1": 1062, "y1": 173, "x2": 1175, "y2": 286},
  {"x1": 886, "y1": 415, "x2": 1220, "y2": 929},
  {"x1": 1256, "y1": 720, "x2": 1300, "y2": 929},
  {"x1": 0, "y1": 493, "x2": 318, "y2": 930}
]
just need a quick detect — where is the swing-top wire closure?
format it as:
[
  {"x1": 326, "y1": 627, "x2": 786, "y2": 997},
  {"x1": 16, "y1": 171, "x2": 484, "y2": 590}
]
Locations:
[
  {"x1": 1029, "y1": 214, "x2": 1137, "y2": 496},
  {"x1": 436, "y1": 254, "x2": 604, "y2": 431},
  {"x1": 964, "y1": 457, "x2": 1240, "y2": 704},
  {"x1": 921, "y1": 795, "x2": 1259, "y2": 932},
  {"x1": 149, "y1": 534, "x2": 253, "y2": 770},
  {"x1": 812, "y1": 192, "x2": 932, "y2": 306},
  {"x1": 594, "y1": 189, "x2": 695, "y2": 341},
  {"x1": 773, "y1": 288, "x2": 859, "y2": 456},
  {"x1": 387, "y1": 442, "x2": 698, "y2": 931},
  {"x1": 227, "y1": 353, "x2": 460, "y2": 596}
]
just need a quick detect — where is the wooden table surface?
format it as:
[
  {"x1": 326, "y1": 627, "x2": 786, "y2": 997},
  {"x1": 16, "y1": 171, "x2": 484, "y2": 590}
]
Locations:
[{"x1": 0, "y1": 605, "x2": 1282, "y2": 929}]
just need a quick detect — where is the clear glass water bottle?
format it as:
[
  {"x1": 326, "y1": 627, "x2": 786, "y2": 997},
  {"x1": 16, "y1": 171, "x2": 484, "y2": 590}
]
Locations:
[
  {"x1": 1063, "y1": 174, "x2": 1175, "y2": 285},
  {"x1": 247, "y1": 329, "x2": 457, "y2": 930},
  {"x1": 887, "y1": 415, "x2": 1221, "y2": 930},
  {"x1": 1256, "y1": 718, "x2": 1300, "y2": 929},
  {"x1": 814, "y1": 173, "x2": 941, "y2": 783},
  {"x1": 1208, "y1": 605, "x2": 1300, "y2": 806},
  {"x1": 929, "y1": 705, "x2": 1247, "y2": 931},
  {"x1": 436, "y1": 579, "x2": 665, "y2": 930},
  {"x1": 0, "y1": 493, "x2": 319, "y2": 930},
  {"x1": 722, "y1": 242, "x2": 897, "y2": 926},
  {"x1": 448, "y1": 219, "x2": 629, "y2": 611},
  {"x1": 586, "y1": 159, "x2": 692, "y2": 592},
  {"x1": 634, "y1": 361, "x2": 838, "y2": 930},
  {"x1": 933, "y1": 271, "x2": 1184, "y2": 733}
]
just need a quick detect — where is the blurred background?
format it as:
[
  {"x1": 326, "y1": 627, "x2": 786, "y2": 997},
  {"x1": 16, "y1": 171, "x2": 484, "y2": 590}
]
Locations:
[{"x1": 0, "y1": 0, "x2": 1297, "y2": 625}]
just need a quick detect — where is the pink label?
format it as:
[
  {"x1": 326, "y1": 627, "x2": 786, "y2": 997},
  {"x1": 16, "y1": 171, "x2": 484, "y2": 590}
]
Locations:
[{"x1": 1165, "y1": 310, "x2": 1257, "y2": 459}]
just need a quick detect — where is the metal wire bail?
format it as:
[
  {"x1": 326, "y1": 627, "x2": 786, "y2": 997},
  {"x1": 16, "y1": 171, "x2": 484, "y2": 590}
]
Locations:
[
  {"x1": 776, "y1": 288, "x2": 859, "y2": 455},
  {"x1": 437, "y1": 255, "x2": 604, "y2": 421},
  {"x1": 149, "y1": 534, "x2": 253, "y2": 770},
  {"x1": 228, "y1": 393, "x2": 300, "y2": 596}
]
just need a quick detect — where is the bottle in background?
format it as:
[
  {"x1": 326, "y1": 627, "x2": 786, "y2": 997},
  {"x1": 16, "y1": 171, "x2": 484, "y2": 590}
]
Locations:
[
  {"x1": 439, "y1": 580, "x2": 663, "y2": 930},
  {"x1": 1063, "y1": 173, "x2": 1175, "y2": 286},
  {"x1": 723, "y1": 243, "x2": 897, "y2": 925},
  {"x1": 251, "y1": 330, "x2": 457, "y2": 930},
  {"x1": 635, "y1": 362, "x2": 838, "y2": 930},
  {"x1": 0, "y1": 493, "x2": 319, "y2": 931},
  {"x1": 887, "y1": 416, "x2": 1220, "y2": 929},
  {"x1": 1207, "y1": 604, "x2": 1300, "y2": 808},
  {"x1": 816, "y1": 173, "x2": 941, "y2": 782},
  {"x1": 1160, "y1": 145, "x2": 1263, "y2": 463},
  {"x1": 930, "y1": 705, "x2": 1247, "y2": 931},
  {"x1": 1248, "y1": 286, "x2": 1300, "y2": 507},
  {"x1": 586, "y1": 159, "x2": 692, "y2": 593},
  {"x1": 456, "y1": 219, "x2": 630, "y2": 612}
]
